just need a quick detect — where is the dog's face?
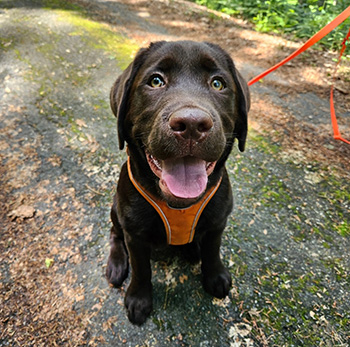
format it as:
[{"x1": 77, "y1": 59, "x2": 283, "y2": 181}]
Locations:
[{"x1": 110, "y1": 41, "x2": 249, "y2": 205}]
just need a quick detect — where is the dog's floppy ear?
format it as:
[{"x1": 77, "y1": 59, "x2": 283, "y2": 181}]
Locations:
[
  {"x1": 204, "y1": 42, "x2": 250, "y2": 152},
  {"x1": 231, "y1": 67, "x2": 250, "y2": 152},
  {"x1": 110, "y1": 41, "x2": 167, "y2": 150},
  {"x1": 110, "y1": 49, "x2": 146, "y2": 150}
]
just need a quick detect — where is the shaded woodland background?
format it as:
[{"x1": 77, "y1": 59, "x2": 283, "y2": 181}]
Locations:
[{"x1": 192, "y1": 0, "x2": 350, "y2": 50}]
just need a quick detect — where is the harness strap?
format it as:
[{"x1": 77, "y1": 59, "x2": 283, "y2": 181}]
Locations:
[{"x1": 127, "y1": 157, "x2": 222, "y2": 245}]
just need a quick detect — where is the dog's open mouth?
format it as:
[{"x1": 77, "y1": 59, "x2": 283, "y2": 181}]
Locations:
[{"x1": 146, "y1": 151, "x2": 216, "y2": 199}]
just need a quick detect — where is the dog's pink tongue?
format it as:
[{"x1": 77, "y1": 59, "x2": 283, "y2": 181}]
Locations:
[{"x1": 161, "y1": 157, "x2": 208, "y2": 199}]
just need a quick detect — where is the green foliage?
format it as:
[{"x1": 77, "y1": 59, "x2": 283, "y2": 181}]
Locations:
[{"x1": 192, "y1": 0, "x2": 350, "y2": 50}]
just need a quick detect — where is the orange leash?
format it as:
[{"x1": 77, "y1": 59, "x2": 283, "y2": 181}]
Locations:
[
  {"x1": 330, "y1": 27, "x2": 350, "y2": 145},
  {"x1": 248, "y1": 6, "x2": 350, "y2": 144}
]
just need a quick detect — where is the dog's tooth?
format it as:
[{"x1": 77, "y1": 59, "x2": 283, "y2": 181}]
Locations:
[
  {"x1": 151, "y1": 155, "x2": 162, "y2": 170},
  {"x1": 155, "y1": 159, "x2": 162, "y2": 170}
]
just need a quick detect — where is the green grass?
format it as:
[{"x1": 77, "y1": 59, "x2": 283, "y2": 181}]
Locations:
[{"x1": 191, "y1": 0, "x2": 350, "y2": 51}]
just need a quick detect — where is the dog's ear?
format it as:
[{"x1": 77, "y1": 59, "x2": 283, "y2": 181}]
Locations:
[
  {"x1": 231, "y1": 67, "x2": 250, "y2": 152},
  {"x1": 110, "y1": 42, "x2": 167, "y2": 150},
  {"x1": 110, "y1": 49, "x2": 146, "y2": 150},
  {"x1": 204, "y1": 42, "x2": 250, "y2": 152}
]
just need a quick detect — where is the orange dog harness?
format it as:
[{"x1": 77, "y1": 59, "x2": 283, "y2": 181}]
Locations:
[{"x1": 127, "y1": 158, "x2": 222, "y2": 245}]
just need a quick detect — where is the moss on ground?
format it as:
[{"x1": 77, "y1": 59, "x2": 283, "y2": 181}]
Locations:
[
  {"x1": 42, "y1": 0, "x2": 138, "y2": 70},
  {"x1": 225, "y1": 130, "x2": 350, "y2": 345}
]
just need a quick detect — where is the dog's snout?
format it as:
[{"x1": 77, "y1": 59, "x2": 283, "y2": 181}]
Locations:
[{"x1": 169, "y1": 109, "x2": 213, "y2": 141}]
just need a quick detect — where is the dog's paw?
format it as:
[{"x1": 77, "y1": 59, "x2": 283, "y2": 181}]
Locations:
[
  {"x1": 203, "y1": 267, "x2": 232, "y2": 299},
  {"x1": 106, "y1": 253, "x2": 129, "y2": 287},
  {"x1": 125, "y1": 285, "x2": 153, "y2": 325}
]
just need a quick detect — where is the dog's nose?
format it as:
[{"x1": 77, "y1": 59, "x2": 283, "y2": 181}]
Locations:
[{"x1": 169, "y1": 108, "x2": 213, "y2": 141}]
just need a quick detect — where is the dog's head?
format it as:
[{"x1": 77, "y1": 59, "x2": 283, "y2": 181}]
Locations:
[{"x1": 110, "y1": 41, "x2": 250, "y2": 204}]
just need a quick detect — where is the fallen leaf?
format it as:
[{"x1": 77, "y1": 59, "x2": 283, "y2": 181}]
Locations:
[
  {"x1": 76, "y1": 119, "x2": 87, "y2": 127},
  {"x1": 8, "y1": 205, "x2": 35, "y2": 220},
  {"x1": 45, "y1": 258, "x2": 54, "y2": 268},
  {"x1": 179, "y1": 274, "x2": 188, "y2": 284},
  {"x1": 75, "y1": 295, "x2": 85, "y2": 302}
]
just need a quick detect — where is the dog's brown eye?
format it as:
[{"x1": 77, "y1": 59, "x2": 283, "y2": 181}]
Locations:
[
  {"x1": 211, "y1": 79, "x2": 224, "y2": 91},
  {"x1": 149, "y1": 75, "x2": 165, "y2": 88}
]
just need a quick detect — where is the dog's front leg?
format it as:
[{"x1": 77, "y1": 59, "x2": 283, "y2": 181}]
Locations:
[
  {"x1": 200, "y1": 229, "x2": 232, "y2": 299},
  {"x1": 124, "y1": 234, "x2": 153, "y2": 325},
  {"x1": 106, "y1": 206, "x2": 129, "y2": 287}
]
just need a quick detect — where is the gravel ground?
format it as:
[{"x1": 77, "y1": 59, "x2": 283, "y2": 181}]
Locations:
[{"x1": 0, "y1": 0, "x2": 349, "y2": 346}]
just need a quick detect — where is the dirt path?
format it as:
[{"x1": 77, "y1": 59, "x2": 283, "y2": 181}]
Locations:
[{"x1": 0, "y1": 0, "x2": 349, "y2": 346}]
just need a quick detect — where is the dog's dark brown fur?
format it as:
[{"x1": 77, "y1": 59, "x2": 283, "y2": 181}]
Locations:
[{"x1": 106, "y1": 41, "x2": 250, "y2": 325}]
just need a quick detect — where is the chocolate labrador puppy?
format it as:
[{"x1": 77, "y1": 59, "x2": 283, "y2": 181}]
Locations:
[{"x1": 106, "y1": 40, "x2": 250, "y2": 325}]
